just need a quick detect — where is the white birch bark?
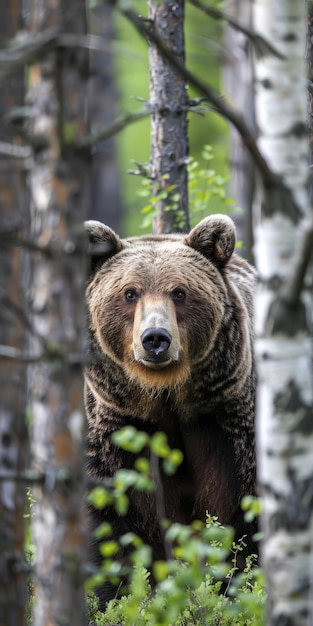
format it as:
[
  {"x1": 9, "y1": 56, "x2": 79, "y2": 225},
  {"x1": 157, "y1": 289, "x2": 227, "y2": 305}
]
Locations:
[{"x1": 253, "y1": 2, "x2": 313, "y2": 625}]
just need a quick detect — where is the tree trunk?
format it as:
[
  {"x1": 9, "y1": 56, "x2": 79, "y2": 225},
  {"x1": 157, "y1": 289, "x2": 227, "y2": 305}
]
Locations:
[
  {"x1": 307, "y1": 0, "x2": 313, "y2": 201},
  {"x1": 148, "y1": 0, "x2": 190, "y2": 234},
  {"x1": 88, "y1": 2, "x2": 124, "y2": 231},
  {"x1": 0, "y1": 3, "x2": 29, "y2": 625},
  {"x1": 26, "y1": 2, "x2": 89, "y2": 624},
  {"x1": 224, "y1": 0, "x2": 255, "y2": 263},
  {"x1": 253, "y1": 2, "x2": 313, "y2": 624}
]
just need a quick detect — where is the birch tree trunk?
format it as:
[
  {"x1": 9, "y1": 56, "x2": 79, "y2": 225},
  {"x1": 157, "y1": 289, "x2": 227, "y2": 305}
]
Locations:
[
  {"x1": 26, "y1": 2, "x2": 90, "y2": 624},
  {"x1": 0, "y1": 3, "x2": 29, "y2": 625},
  {"x1": 224, "y1": 0, "x2": 255, "y2": 263},
  {"x1": 148, "y1": 0, "x2": 190, "y2": 234},
  {"x1": 253, "y1": 2, "x2": 313, "y2": 624}
]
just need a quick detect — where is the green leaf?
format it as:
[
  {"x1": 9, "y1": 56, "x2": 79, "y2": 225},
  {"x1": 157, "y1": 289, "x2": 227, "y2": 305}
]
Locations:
[
  {"x1": 115, "y1": 493, "x2": 129, "y2": 516},
  {"x1": 94, "y1": 522, "x2": 112, "y2": 540},
  {"x1": 150, "y1": 432, "x2": 170, "y2": 458},
  {"x1": 134, "y1": 457, "x2": 150, "y2": 474},
  {"x1": 85, "y1": 572, "x2": 106, "y2": 592},
  {"x1": 131, "y1": 544, "x2": 152, "y2": 567},
  {"x1": 88, "y1": 486, "x2": 112, "y2": 510},
  {"x1": 99, "y1": 540, "x2": 119, "y2": 558},
  {"x1": 137, "y1": 189, "x2": 150, "y2": 197},
  {"x1": 63, "y1": 121, "x2": 76, "y2": 144},
  {"x1": 141, "y1": 203, "x2": 153, "y2": 214},
  {"x1": 153, "y1": 560, "x2": 170, "y2": 582},
  {"x1": 120, "y1": 532, "x2": 142, "y2": 548},
  {"x1": 114, "y1": 469, "x2": 138, "y2": 490},
  {"x1": 112, "y1": 427, "x2": 149, "y2": 453}
]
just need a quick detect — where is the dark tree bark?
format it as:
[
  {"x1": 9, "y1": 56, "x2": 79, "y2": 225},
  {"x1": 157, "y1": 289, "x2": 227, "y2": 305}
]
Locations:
[
  {"x1": 88, "y1": 1, "x2": 124, "y2": 231},
  {"x1": 224, "y1": 0, "x2": 255, "y2": 263},
  {"x1": 148, "y1": 0, "x2": 190, "y2": 234},
  {"x1": 0, "y1": 3, "x2": 29, "y2": 625},
  {"x1": 25, "y1": 1, "x2": 90, "y2": 624},
  {"x1": 307, "y1": 0, "x2": 313, "y2": 201}
]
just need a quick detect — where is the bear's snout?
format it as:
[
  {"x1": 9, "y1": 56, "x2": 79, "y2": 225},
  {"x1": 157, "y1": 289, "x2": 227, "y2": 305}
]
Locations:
[
  {"x1": 141, "y1": 327, "x2": 172, "y2": 358},
  {"x1": 132, "y1": 296, "x2": 181, "y2": 374}
]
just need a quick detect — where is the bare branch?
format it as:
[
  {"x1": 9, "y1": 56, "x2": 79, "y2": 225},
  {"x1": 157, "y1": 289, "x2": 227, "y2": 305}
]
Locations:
[
  {"x1": 0, "y1": 142, "x2": 32, "y2": 158},
  {"x1": 0, "y1": 469, "x2": 113, "y2": 489},
  {"x1": 0, "y1": 29, "x2": 115, "y2": 77},
  {"x1": 79, "y1": 107, "x2": 151, "y2": 147},
  {"x1": 0, "y1": 230, "x2": 86, "y2": 257},
  {"x1": 0, "y1": 28, "x2": 59, "y2": 80},
  {"x1": 282, "y1": 216, "x2": 313, "y2": 307},
  {"x1": 127, "y1": 161, "x2": 153, "y2": 178},
  {"x1": 188, "y1": 0, "x2": 285, "y2": 60},
  {"x1": 79, "y1": 99, "x2": 207, "y2": 147},
  {"x1": 0, "y1": 345, "x2": 86, "y2": 365}
]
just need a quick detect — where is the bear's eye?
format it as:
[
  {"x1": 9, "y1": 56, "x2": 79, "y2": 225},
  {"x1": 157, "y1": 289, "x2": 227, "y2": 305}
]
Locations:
[
  {"x1": 172, "y1": 288, "x2": 186, "y2": 303},
  {"x1": 125, "y1": 288, "x2": 138, "y2": 302}
]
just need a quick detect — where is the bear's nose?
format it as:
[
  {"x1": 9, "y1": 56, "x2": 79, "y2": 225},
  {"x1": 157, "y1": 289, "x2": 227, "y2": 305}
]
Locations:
[{"x1": 141, "y1": 327, "x2": 172, "y2": 356}]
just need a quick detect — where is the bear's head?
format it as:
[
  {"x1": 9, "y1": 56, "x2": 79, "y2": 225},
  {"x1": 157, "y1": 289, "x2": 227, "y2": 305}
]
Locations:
[{"x1": 85, "y1": 215, "x2": 236, "y2": 390}]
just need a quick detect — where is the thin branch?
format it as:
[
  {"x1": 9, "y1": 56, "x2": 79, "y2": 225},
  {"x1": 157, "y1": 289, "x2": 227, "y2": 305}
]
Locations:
[
  {"x1": 0, "y1": 231, "x2": 84, "y2": 256},
  {"x1": 0, "y1": 345, "x2": 85, "y2": 365},
  {"x1": 188, "y1": 0, "x2": 285, "y2": 60},
  {"x1": 0, "y1": 30, "x2": 114, "y2": 74},
  {"x1": 0, "y1": 142, "x2": 32, "y2": 158},
  {"x1": 0, "y1": 343, "x2": 109, "y2": 368},
  {"x1": 282, "y1": 216, "x2": 313, "y2": 306},
  {"x1": 79, "y1": 99, "x2": 206, "y2": 147},
  {"x1": 0, "y1": 28, "x2": 59, "y2": 80},
  {"x1": 0, "y1": 468, "x2": 113, "y2": 489},
  {"x1": 78, "y1": 108, "x2": 151, "y2": 147},
  {"x1": 150, "y1": 453, "x2": 173, "y2": 561},
  {"x1": 58, "y1": 32, "x2": 116, "y2": 54},
  {"x1": 0, "y1": 232, "x2": 54, "y2": 255},
  {"x1": 127, "y1": 160, "x2": 153, "y2": 178}
]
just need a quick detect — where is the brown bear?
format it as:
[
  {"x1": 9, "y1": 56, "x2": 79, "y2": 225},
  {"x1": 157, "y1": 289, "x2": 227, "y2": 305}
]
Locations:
[{"x1": 84, "y1": 215, "x2": 257, "y2": 607}]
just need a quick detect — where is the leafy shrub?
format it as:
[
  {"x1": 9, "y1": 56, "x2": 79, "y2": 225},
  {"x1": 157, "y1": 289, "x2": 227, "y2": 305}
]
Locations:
[{"x1": 87, "y1": 427, "x2": 265, "y2": 626}]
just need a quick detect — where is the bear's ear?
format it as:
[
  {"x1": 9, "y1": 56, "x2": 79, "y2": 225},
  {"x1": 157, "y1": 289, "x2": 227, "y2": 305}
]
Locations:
[
  {"x1": 84, "y1": 220, "x2": 123, "y2": 274},
  {"x1": 184, "y1": 215, "x2": 236, "y2": 266}
]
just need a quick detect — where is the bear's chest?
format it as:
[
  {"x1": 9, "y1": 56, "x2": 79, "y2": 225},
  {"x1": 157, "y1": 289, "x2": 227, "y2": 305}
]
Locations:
[{"x1": 139, "y1": 401, "x2": 240, "y2": 525}]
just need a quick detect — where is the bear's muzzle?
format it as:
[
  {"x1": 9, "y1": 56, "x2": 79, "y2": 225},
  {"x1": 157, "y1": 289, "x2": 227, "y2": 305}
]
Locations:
[{"x1": 140, "y1": 327, "x2": 172, "y2": 368}]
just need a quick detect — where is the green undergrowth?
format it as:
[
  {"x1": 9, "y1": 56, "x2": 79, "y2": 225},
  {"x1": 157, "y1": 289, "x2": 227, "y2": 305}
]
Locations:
[
  {"x1": 86, "y1": 427, "x2": 265, "y2": 626},
  {"x1": 87, "y1": 547, "x2": 265, "y2": 626}
]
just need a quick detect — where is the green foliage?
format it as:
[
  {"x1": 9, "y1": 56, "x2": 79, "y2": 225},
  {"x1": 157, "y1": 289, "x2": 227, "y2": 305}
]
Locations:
[
  {"x1": 136, "y1": 146, "x2": 237, "y2": 230},
  {"x1": 139, "y1": 171, "x2": 184, "y2": 230},
  {"x1": 87, "y1": 427, "x2": 266, "y2": 625},
  {"x1": 87, "y1": 540, "x2": 265, "y2": 626},
  {"x1": 188, "y1": 146, "x2": 237, "y2": 226}
]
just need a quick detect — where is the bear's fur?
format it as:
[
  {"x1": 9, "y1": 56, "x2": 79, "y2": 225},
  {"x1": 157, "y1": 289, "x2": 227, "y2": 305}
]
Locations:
[{"x1": 84, "y1": 215, "x2": 257, "y2": 607}]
